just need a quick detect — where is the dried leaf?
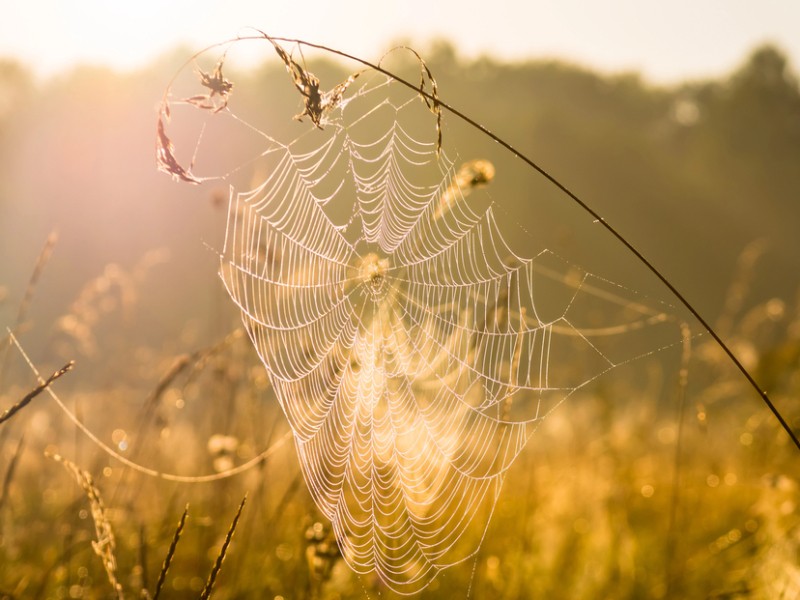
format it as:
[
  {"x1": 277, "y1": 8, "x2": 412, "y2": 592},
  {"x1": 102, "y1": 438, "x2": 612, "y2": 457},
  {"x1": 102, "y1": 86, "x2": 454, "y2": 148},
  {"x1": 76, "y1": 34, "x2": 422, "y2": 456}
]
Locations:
[
  {"x1": 270, "y1": 39, "x2": 360, "y2": 128},
  {"x1": 325, "y1": 72, "x2": 360, "y2": 113},
  {"x1": 199, "y1": 59, "x2": 234, "y2": 97},
  {"x1": 408, "y1": 48, "x2": 442, "y2": 153},
  {"x1": 155, "y1": 113, "x2": 200, "y2": 184},
  {"x1": 186, "y1": 58, "x2": 233, "y2": 113}
]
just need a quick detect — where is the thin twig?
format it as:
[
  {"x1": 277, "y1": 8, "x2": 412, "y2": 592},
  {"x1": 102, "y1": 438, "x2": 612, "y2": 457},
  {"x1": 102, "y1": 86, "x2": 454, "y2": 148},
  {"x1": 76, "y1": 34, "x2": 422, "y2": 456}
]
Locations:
[
  {"x1": 0, "y1": 361, "x2": 74, "y2": 426},
  {"x1": 152, "y1": 505, "x2": 189, "y2": 600},
  {"x1": 199, "y1": 495, "x2": 247, "y2": 600}
]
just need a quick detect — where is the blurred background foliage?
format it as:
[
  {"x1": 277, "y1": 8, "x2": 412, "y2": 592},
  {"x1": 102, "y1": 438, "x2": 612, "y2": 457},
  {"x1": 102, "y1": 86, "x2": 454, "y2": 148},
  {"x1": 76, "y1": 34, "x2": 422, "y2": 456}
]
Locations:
[
  {"x1": 0, "y1": 41, "x2": 799, "y2": 598},
  {"x1": 2, "y1": 42, "x2": 800, "y2": 338}
]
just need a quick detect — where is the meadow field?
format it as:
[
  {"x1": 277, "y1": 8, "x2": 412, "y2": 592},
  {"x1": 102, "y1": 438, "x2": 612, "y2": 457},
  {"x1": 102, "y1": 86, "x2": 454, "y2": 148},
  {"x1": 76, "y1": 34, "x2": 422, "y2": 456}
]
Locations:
[{"x1": 1, "y1": 39, "x2": 799, "y2": 598}]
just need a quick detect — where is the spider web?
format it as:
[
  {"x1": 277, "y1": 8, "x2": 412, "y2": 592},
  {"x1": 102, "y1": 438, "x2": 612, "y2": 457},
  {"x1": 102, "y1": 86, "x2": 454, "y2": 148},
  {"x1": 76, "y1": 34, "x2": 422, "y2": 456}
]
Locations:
[{"x1": 161, "y1": 42, "x2": 681, "y2": 594}]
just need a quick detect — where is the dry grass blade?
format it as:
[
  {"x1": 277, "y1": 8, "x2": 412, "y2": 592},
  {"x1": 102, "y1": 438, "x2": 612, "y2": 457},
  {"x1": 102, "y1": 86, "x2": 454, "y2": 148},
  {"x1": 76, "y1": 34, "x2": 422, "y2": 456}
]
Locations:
[
  {"x1": 130, "y1": 329, "x2": 245, "y2": 466},
  {"x1": 199, "y1": 495, "x2": 247, "y2": 600},
  {"x1": 0, "y1": 434, "x2": 24, "y2": 515},
  {"x1": 139, "y1": 523, "x2": 149, "y2": 596},
  {"x1": 143, "y1": 329, "x2": 243, "y2": 414},
  {"x1": 13, "y1": 230, "x2": 58, "y2": 332},
  {"x1": 0, "y1": 361, "x2": 74, "y2": 426},
  {"x1": 0, "y1": 231, "x2": 58, "y2": 387},
  {"x1": 49, "y1": 453, "x2": 124, "y2": 599},
  {"x1": 152, "y1": 504, "x2": 189, "y2": 600},
  {"x1": 409, "y1": 48, "x2": 442, "y2": 153}
]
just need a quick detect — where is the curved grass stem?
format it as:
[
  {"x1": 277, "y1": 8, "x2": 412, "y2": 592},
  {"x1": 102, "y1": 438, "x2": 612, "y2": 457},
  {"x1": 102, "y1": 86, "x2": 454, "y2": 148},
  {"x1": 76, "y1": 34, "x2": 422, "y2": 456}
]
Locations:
[{"x1": 259, "y1": 33, "x2": 800, "y2": 453}]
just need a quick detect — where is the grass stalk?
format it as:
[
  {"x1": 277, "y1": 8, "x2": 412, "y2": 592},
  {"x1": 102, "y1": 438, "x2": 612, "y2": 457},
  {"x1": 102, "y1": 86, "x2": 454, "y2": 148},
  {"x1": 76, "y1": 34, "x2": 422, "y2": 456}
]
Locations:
[
  {"x1": 152, "y1": 504, "x2": 189, "y2": 600},
  {"x1": 0, "y1": 434, "x2": 24, "y2": 517},
  {"x1": 49, "y1": 453, "x2": 124, "y2": 599},
  {"x1": 0, "y1": 361, "x2": 74, "y2": 426},
  {"x1": 244, "y1": 32, "x2": 800, "y2": 453},
  {"x1": 200, "y1": 495, "x2": 247, "y2": 600}
]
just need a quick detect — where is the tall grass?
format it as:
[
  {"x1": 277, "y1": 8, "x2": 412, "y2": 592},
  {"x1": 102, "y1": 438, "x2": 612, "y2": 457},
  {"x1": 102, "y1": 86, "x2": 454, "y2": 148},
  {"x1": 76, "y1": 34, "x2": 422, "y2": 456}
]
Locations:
[
  {"x1": 1, "y1": 39, "x2": 798, "y2": 597},
  {"x1": 0, "y1": 242, "x2": 797, "y2": 598}
]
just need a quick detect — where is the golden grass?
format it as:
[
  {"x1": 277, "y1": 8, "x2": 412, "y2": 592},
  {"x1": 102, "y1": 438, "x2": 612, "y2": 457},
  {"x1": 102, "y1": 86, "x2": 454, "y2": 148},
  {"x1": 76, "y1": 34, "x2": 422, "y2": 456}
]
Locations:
[{"x1": 0, "y1": 249, "x2": 797, "y2": 599}]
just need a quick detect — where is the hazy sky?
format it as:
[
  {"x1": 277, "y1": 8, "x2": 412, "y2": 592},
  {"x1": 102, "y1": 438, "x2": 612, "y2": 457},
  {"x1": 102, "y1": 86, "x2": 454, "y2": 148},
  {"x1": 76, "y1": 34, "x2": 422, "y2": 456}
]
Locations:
[{"x1": 2, "y1": 0, "x2": 800, "y2": 83}]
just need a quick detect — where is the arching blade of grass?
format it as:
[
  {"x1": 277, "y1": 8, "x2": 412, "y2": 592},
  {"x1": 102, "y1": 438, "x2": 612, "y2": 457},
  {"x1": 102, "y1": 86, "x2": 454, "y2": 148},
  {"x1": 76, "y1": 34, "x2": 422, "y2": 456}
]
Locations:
[{"x1": 251, "y1": 33, "x2": 800, "y2": 453}]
